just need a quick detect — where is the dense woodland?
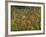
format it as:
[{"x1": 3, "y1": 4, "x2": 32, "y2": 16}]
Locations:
[{"x1": 11, "y1": 6, "x2": 41, "y2": 31}]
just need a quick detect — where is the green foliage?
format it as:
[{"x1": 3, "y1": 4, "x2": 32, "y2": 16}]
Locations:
[{"x1": 11, "y1": 6, "x2": 41, "y2": 31}]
